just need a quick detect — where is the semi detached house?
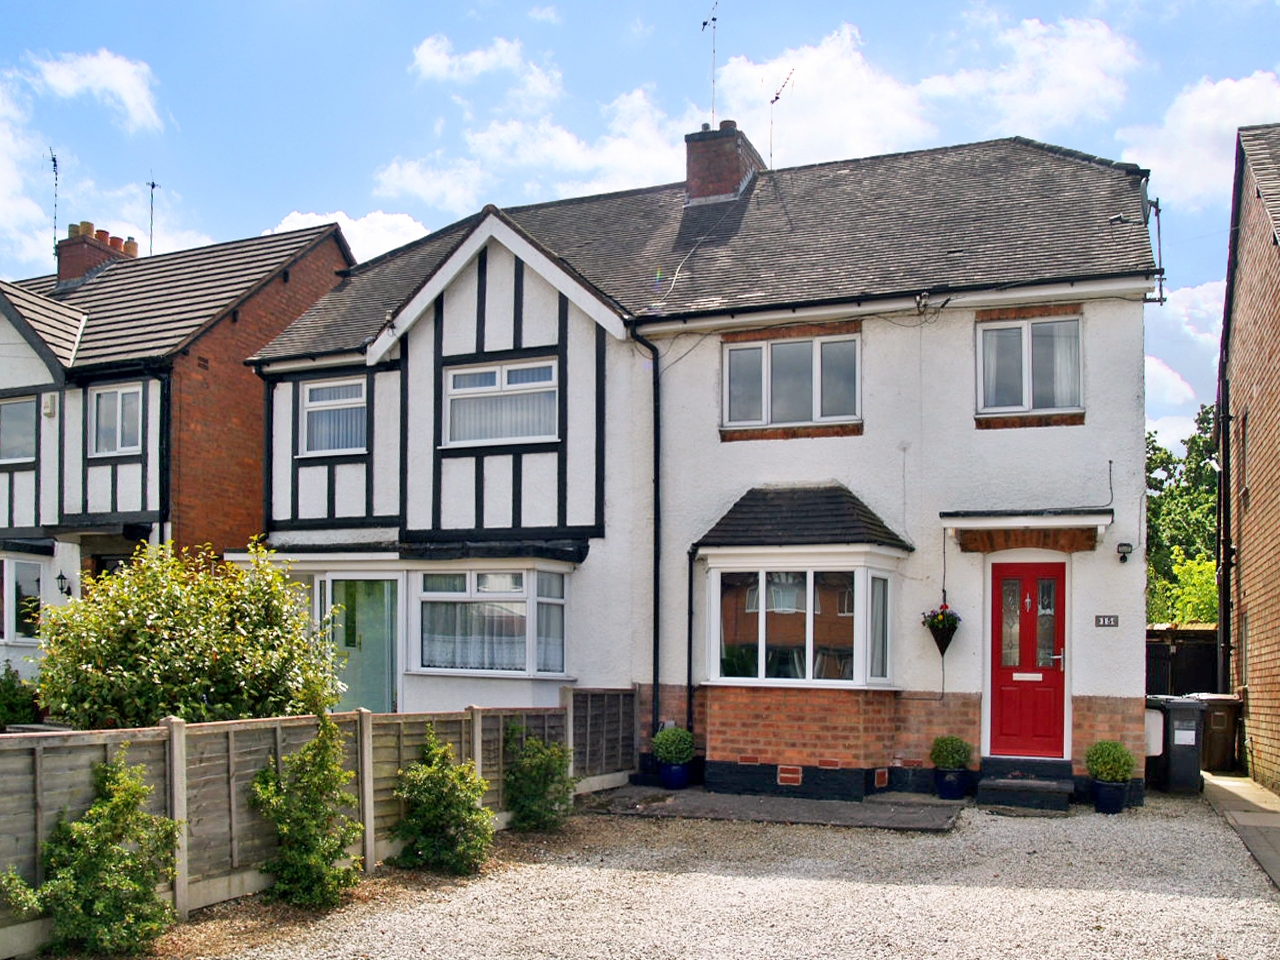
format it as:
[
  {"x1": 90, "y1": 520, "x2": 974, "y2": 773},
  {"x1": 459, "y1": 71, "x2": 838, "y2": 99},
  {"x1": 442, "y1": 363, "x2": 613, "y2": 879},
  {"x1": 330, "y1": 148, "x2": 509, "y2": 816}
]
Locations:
[{"x1": 249, "y1": 121, "x2": 1158, "y2": 798}]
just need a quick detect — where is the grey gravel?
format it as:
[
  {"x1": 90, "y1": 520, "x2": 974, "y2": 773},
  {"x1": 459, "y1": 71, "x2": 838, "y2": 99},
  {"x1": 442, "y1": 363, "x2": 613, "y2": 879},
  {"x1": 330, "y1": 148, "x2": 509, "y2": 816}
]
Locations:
[{"x1": 211, "y1": 794, "x2": 1280, "y2": 960}]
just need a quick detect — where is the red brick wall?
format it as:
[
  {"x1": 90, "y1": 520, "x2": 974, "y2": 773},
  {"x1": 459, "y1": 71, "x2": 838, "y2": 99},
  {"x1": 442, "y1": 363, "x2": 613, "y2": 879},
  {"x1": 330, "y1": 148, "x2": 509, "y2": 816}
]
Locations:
[
  {"x1": 1071, "y1": 695, "x2": 1146, "y2": 777},
  {"x1": 168, "y1": 236, "x2": 348, "y2": 555},
  {"x1": 1226, "y1": 161, "x2": 1280, "y2": 793}
]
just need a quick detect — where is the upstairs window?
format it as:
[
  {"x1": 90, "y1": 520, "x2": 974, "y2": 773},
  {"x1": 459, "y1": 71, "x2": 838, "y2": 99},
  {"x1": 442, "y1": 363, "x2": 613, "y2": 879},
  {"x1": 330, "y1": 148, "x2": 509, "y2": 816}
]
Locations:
[
  {"x1": 445, "y1": 359, "x2": 557, "y2": 446},
  {"x1": 978, "y1": 318, "x2": 1080, "y2": 414},
  {"x1": 724, "y1": 335, "x2": 859, "y2": 427},
  {"x1": 0, "y1": 398, "x2": 36, "y2": 463},
  {"x1": 302, "y1": 379, "x2": 366, "y2": 454},
  {"x1": 89, "y1": 385, "x2": 142, "y2": 456}
]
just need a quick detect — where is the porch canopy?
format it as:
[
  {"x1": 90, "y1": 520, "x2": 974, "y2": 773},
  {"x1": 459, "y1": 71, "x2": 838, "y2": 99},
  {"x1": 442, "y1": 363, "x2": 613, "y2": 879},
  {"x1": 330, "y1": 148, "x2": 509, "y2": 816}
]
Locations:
[{"x1": 938, "y1": 508, "x2": 1113, "y2": 553}]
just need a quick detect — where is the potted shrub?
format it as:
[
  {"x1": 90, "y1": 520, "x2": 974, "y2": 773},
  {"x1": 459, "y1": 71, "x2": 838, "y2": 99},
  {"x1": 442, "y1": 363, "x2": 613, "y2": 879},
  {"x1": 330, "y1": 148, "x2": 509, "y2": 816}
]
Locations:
[
  {"x1": 651, "y1": 726, "x2": 695, "y2": 790},
  {"x1": 1085, "y1": 740, "x2": 1135, "y2": 814},
  {"x1": 929, "y1": 735, "x2": 973, "y2": 800}
]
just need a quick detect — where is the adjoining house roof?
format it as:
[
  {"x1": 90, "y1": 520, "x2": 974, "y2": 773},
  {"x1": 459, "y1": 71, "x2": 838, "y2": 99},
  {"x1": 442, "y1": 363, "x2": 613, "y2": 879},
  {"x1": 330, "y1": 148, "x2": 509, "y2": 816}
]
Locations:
[
  {"x1": 696, "y1": 484, "x2": 913, "y2": 551},
  {"x1": 12, "y1": 224, "x2": 348, "y2": 369},
  {"x1": 1239, "y1": 123, "x2": 1280, "y2": 235},
  {"x1": 254, "y1": 135, "x2": 1157, "y2": 364},
  {"x1": 0, "y1": 279, "x2": 85, "y2": 367}
]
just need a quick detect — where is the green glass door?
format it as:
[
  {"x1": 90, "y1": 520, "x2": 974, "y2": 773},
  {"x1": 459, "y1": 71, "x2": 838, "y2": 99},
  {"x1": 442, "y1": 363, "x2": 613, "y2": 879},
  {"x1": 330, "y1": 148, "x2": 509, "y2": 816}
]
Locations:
[{"x1": 329, "y1": 578, "x2": 397, "y2": 713}]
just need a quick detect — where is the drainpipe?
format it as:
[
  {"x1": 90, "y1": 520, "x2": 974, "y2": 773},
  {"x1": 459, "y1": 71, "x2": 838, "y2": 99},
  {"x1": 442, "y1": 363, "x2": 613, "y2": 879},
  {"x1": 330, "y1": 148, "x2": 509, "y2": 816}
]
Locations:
[
  {"x1": 1218, "y1": 382, "x2": 1233, "y2": 694},
  {"x1": 686, "y1": 546, "x2": 697, "y2": 734},
  {"x1": 630, "y1": 323, "x2": 663, "y2": 736}
]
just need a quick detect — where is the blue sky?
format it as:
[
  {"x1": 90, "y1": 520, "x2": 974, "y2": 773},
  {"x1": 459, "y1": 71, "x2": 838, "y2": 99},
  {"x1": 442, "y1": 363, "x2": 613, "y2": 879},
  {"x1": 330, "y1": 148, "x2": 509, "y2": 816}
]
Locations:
[{"x1": 3, "y1": 1, "x2": 1279, "y2": 452}]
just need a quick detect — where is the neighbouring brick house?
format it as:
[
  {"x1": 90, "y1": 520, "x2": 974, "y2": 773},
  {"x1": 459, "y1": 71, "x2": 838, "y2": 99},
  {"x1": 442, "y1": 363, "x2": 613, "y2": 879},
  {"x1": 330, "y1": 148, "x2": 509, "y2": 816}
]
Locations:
[
  {"x1": 245, "y1": 120, "x2": 1157, "y2": 801},
  {"x1": 1219, "y1": 121, "x2": 1280, "y2": 794},
  {"x1": 0, "y1": 221, "x2": 353, "y2": 674}
]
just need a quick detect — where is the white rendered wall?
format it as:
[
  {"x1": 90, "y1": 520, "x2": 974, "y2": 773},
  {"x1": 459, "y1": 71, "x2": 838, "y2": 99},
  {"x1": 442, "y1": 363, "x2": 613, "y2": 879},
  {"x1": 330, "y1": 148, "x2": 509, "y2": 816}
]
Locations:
[{"x1": 0, "y1": 317, "x2": 55, "y2": 390}]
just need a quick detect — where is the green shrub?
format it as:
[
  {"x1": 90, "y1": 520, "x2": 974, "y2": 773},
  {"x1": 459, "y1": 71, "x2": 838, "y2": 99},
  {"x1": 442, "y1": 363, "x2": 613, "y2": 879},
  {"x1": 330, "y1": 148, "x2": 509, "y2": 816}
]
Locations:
[
  {"x1": 651, "y1": 726, "x2": 695, "y2": 765},
  {"x1": 1085, "y1": 740, "x2": 1136, "y2": 783},
  {"x1": 929, "y1": 735, "x2": 973, "y2": 769},
  {"x1": 504, "y1": 725, "x2": 576, "y2": 832},
  {"x1": 250, "y1": 710, "x2": 363, "y2": 909},
  {"x1": 391, "y1": 726, "x2": 493, "y2": 874},
  {"x1": 37, "y1": 540, "x2": 340, "y2": 729},
  {"x1": 0, "y1": 660, "x2": 37, "y2": 728},
  {"x1": 0, "y1": 744, "x2": 179, "y2": 955}
]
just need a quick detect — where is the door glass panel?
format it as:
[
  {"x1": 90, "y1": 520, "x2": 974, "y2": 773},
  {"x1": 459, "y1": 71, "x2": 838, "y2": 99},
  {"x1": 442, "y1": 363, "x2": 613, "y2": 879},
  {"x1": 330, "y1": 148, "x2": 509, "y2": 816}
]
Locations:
[
  {"x1": 1036, "y1": 578, "x2": 1057, "y2": 668},
  {"x1": 764, "y1": 571, "x2": 805, "y2": 678},
  {"x1": 332, "y1": 579, "x2": 396, "y2": 712},
  {"x1": 813, "y1": 572, "x2": 854, "y2": 679},
  {"x1": 1001, "y1": 578, "x2": 1021, "y2": 667},
  {"x1": 719, "y1": 572, "x2": 758, "y2": 677}
]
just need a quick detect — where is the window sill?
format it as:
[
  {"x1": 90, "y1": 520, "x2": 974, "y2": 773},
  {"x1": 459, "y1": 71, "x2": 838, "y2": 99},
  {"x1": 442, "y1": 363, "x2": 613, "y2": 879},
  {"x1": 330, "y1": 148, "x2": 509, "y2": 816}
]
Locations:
[
  {"x1": 720, "y1": 422, "x2": 864, "y2": 442},
  {"x1": 703, "y1": 677, "x2": 898, "y2": 690},
  {"x1": 440, "y1": 437, "x2": 560, "y2": 451},
  {"x1": 974, "y1": 411, "x2": 1085, "y2": 430},
  {"x1": 295, "y1": 450, "x2": 368, "y2": 462},
  {"x1": 87, "y1": 451, "x2": 143, "y2": 462},
  {"x1": 407, "y1": 668, "x2": 576, "y2": 681}
]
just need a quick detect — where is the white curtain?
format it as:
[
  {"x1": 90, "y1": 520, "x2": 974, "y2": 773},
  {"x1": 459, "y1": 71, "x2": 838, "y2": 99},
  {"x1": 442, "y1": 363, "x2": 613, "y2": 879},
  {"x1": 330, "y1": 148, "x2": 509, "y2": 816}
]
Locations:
[
  {"x1": 1031, "y1": 320, "x2": 1079, "y2": 408},
  {"x1": 450, "y1": 390, "x2": 555, "y2": 443},
  {"x1": 307, "y1": 406, "x2": 365, "y2": 451},
  {"x1": 422, "y1": 601, "x2": 527, "y2": 670}
]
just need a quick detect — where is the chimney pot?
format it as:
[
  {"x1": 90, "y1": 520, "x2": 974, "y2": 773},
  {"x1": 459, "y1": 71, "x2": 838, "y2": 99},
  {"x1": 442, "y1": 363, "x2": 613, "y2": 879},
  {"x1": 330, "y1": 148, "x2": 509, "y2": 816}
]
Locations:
[
  {"x1": 80, "y1": 221, "x2": 94, "y2": 237},
  {"x1": 109, "y1": 236, "x2": 124, "y2": 251},
  {"x1": 68, "y1": 223, "x2": 81, "y2": 238},
  {"x1": 719, "y1": 119, "x2": 737, "y2": 131},
  {"x1": 94, "y1": 229, "x2": 109, "y2": 243},
  {"x1": 123, "y1": 237, "x2": 138, "y2": 258},
  {"x1": 701, "y1": 123, "x2": 711, "y2": 132}
]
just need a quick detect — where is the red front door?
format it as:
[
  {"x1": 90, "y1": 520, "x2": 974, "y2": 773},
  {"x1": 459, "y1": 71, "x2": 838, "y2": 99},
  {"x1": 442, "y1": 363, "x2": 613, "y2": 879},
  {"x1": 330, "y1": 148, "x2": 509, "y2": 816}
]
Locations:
[{"x1": 990, "y1": 562, "x2": 1066, "y2": 757}]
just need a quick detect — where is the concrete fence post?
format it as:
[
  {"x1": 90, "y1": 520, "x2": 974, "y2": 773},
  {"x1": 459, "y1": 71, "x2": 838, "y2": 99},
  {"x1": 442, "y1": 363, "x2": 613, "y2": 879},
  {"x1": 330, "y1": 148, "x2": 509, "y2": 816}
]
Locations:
[
  {"x1": 560, "y1": 686, "x2": 576, "y2": 779},
  {"x1": 468, "y1": 705, "x2": 484, "y2": 782},
  {"x1": 357, "y1": 709, "x2": 375, "y2": 873},
  {"x1": 164, "y1": 716, "x2": 189, "y2": 921}
]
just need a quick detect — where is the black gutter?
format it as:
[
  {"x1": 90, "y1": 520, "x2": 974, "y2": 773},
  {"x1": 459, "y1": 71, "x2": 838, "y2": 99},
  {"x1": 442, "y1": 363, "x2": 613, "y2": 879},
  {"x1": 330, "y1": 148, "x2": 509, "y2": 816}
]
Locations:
[{"x1": 629, "y1": 322, "x2": 663, "y2": 736}]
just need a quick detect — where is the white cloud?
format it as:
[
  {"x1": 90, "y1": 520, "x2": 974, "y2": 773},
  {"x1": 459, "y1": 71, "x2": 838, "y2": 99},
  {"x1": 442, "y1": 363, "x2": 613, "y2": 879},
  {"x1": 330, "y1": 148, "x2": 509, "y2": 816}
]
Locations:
[
  {"x1": 630, "y1": 19, "x2": 654, "y2": 40},
  {"x1": 30, "y1": 49, "x2": 162, "y2": 133},
  {"x1": 919, "y1": 18, "x2": 1139, "y2": 138},
  {"x1": 267, "y1": 210, "x2": 427, "y2": 262},
  {"x1": 1118, "y1": 71, "x2": 1280, "y2": 210},
  {"x1": 0, "y1": 82, "x2": 51, "y2": 275},
  {"x1": 410, "y1": 35, "x2": 523, "y2": 82},
  {"x1": 507, "y1": 62, "x2": 563, "y2": 115},
  {"x1": 1144, "y1": 280, "x2": 1223, "y2": 409},
  {"x1": 1145, "y1": 355, "x2": 1197, "y2": 406},
  {"x1": 1147, "y1": 414, "x2": 1198, "y2": 456},
  {"x1": 528, "y1": 6, "x2": 560, "y2": 24},
  {"x1": 375, "y1": 154, "x2": 490, "y2": 214},
  {"x1": 716, "y1": 24, "x2": 934, "y2": 167}
]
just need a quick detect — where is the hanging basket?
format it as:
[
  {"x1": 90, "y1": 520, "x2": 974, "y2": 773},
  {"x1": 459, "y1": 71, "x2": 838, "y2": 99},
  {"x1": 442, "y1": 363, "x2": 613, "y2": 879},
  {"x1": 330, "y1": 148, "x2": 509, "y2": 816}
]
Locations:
[{"x1": 928, "y1": 622, "x2": 958, "y2": 657}]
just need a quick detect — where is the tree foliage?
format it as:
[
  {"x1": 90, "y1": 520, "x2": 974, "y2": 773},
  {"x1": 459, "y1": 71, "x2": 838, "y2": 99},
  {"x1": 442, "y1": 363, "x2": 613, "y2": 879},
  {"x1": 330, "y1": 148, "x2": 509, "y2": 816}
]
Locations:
[
  {"x1": 37, "y1": 541, "x2": 340, "y2": 729},
  {"x1": 503, "y1": 725, "x2": 576, "y2": 832},
  {"x1": 0, "y1": 745, "x2": 179, "y2": 955},
  {"x1": 1146, "y1": 405, "x2": 1218, "y2": 623},
  {"x1": 391, "y1": 726, "x2": 493, "y2": 874}
]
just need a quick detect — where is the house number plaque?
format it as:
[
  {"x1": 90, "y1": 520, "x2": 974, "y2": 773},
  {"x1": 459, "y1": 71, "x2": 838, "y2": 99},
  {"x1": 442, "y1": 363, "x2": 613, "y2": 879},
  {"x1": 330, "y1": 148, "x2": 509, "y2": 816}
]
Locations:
[{"x1": 1095, "y1": 615, "x2": 1119, "y2": 627}]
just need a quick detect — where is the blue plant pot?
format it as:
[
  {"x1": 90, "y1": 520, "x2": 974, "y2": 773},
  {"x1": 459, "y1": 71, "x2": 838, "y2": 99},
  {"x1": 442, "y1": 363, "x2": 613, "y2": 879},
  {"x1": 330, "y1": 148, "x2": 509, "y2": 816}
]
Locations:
[
  {"x1": 934, "y1": 767, "x2": 968, "y2": 800},
  {"x1": 659, "y1": 762, "x2": 690, "y2": 790},
  {"x1": 1092, "y1": 779, "x2": 1128, "y2": 814}
]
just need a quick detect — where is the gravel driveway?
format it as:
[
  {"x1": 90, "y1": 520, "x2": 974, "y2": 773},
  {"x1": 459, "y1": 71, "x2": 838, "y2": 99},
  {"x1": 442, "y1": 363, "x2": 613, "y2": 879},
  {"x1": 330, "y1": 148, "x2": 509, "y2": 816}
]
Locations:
[{"x1": 169, "y1": 793, "x2": 1280, "y2": 960}]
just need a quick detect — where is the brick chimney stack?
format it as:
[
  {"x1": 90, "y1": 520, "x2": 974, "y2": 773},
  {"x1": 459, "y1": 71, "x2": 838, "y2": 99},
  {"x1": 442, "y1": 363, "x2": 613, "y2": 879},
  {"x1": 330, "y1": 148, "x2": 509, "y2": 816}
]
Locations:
[
  {"x1": 56, "y1": 220, "x2": 138, "y2": 282},
  {"x1": 684, "y1": 119, "x2": 767, "y2": 205}
]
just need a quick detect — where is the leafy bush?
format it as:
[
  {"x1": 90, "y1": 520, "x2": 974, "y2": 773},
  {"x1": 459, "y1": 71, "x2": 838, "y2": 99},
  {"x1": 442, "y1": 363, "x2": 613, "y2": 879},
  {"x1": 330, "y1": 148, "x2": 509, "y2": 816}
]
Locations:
[
  {"x1": 651, "y1": 726, "x2": 695, "y2": 765},
  {"x1": 0, "y1": 744, "x2": 179, "y2": 955},
  {"x1": 37, "y1": 540, "x2": 340, "y2": 729},
  {"x1": 504, "y1": 725, "x2": 575, "y2": 831},
  {"x1": 391, "y1": 726, "x2": 493, "y2": 874},
  {"x1": 929, "y1": 735, "x2": 973, "y2": 769},
  {"x1": 249, "y1": 710, "x2": 363, "y2": 909},
  {"x1": 1085, "y1": 740, "x2": 1136, "y2": 783},
  {"x1": 0, "y1": 660, "x2": 37, "y2": 728}
]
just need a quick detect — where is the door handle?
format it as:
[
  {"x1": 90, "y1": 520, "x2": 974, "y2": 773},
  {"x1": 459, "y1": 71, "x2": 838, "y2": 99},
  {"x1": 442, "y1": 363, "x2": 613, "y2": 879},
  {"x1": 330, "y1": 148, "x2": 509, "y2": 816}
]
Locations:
[{"x1": 1049, "y1": 652, "x2": 1064, "y2": 671}]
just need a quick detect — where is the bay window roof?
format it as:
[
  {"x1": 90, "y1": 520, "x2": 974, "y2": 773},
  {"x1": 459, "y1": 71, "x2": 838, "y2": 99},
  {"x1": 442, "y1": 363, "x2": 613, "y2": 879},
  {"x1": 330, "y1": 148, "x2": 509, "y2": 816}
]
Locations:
[{"x1": 696, "y1": 484, "x2": 912, "y2": 551}]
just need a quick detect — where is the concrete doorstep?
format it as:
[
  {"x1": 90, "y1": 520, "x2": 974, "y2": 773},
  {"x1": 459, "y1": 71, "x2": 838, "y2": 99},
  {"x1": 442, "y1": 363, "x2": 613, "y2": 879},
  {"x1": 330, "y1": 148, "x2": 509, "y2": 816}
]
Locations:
[{"x1": 1202, "y1": 771, "x2": 1280, "y2": 889}]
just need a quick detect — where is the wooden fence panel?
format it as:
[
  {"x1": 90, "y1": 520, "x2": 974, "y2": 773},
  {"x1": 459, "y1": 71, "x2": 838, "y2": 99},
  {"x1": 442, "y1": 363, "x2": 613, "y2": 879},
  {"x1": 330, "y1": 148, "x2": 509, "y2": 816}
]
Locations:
[{"x1": 573, "y1": 690, "x2": 636, "y2": 777}]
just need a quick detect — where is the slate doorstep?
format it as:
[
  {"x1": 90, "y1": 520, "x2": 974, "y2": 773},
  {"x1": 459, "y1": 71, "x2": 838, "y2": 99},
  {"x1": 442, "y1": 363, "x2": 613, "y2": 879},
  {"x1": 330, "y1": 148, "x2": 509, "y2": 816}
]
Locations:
[
  {"x1": 589, "y1": 785, "x2": 962, "y2": 832},
  {"x1": 975, "y1": 776, "x2": 1075, "y2": 812}
]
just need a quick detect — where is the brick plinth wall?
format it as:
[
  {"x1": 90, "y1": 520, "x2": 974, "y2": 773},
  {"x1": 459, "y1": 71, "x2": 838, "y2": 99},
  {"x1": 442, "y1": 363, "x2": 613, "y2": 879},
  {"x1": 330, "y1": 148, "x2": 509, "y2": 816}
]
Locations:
[
  {"x1": 635, "y1": 683, "x2": 708, "y2": 755},
  {"x1": 1070, "y1": 696, "x2": 1147, "y2": 777},
  {"x1": 168, "y1": 235, "x2": 349, "y2": 555}
]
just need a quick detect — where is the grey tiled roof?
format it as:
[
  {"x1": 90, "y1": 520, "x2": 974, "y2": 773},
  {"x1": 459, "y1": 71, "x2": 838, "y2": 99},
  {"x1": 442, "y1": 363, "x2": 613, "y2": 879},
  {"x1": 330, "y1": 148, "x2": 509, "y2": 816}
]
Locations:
[
  {"x1": 0, "y1": 280, "x2": 85, "y2": 366},
  {"x1": 696, "y1": 484, "x2": 912, "y2": 551},
  {"x1": 14, "y1": 224, "x2": 345, "y2": 369},
  {"x1": 1240, "y1": 123, "x2": 1280, "y2": 234},
  {"x1": 255, "y1": 135, "x2": 1156, "y2": 362}
]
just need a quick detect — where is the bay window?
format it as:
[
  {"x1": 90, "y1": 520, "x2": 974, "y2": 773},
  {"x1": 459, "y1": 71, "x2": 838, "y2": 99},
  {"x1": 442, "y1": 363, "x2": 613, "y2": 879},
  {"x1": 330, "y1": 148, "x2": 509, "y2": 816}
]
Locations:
[
  {"x1": 724, "y1": 335, "x2": 859, "y2": 427},
  {"x1": 302, "y1": 379, "x2": 366, "y2": 454},
  {"x1": 0, "y1": 558, "x2": 42, "y2": 644},
  {"x1": 444, "y1": 359, "x2": 557, "y2": 446},
  {"x1": 0, "y1": 398, "x2": 36, "y2": 463},
  {"x1": 978, "y1": 318, "x2": 1080, "y2": 413},
  {"x1": 419, "y1": 568, "x2": 565, "y2": 674},
  {"x1": 89, "y1": 384, "x2": 142, "y2": 455}
]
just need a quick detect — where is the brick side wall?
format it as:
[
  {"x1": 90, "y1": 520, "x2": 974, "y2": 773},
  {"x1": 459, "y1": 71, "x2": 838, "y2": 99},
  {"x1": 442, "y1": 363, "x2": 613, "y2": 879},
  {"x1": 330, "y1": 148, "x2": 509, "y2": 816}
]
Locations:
[
  {"x1": 1071, "y1": 695, "x2": 1147, "y2": 777},
  {"x1": 1226, "y1": 163, "x2": 1280, "y2": 793},
  {"x1": 168, "y1": 237, "x2": 348, "y2": 555}
]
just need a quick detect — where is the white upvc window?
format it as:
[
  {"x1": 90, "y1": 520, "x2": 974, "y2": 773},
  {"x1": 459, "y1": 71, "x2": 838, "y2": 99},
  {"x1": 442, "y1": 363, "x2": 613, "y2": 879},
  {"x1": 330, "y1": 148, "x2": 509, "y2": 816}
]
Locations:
[
  {"x1": 417, "y1": 568, "x2": 566, "y2": 675},
  {"x1": 89, "y1": 384, "x2": 142, "y2": 456},
  {"x1": 709, "y1": 557, "x2": 895, "y2": 686},
  {"x1": 302, "y1": 378, "x2": 366, "y2": 454},
  {"x1": 977, "y1": 317, "x2": 1081, "y2": 414},
  {"x1": 0, "y1": 398, "x2": 37, "y2": 463},
  {"x1": 0, "y1": 557, "x2": 43, "y2": 644},
  {"x1": 444, "y1": 359, "x2": 558, "y2": 446},
  {"x1": 723, "y1": 335, "x2": 860, "y2": 427}
]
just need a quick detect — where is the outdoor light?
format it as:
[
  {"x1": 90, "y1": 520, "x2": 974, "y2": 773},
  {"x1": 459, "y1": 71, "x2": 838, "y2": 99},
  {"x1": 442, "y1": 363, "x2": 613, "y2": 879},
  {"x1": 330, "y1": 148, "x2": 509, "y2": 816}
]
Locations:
[
  {"x1": 1116, "y1": 543, "x2": 1134, "y2": 563},
  {"x1": 56, "y1": 571, "x2": 71, "y2": 596}
]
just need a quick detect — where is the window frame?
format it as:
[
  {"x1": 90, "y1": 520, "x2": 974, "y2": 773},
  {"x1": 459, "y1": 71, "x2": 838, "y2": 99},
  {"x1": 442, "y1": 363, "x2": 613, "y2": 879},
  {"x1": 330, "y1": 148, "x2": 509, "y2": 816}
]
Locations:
[
  {"x1": 0, "y1": 397, "x2": 37, "y2": 464},
  {"x1": 704, "y1": 548, "x2": 900, "y2": 688},
  {"x1": 88, "y1": 384, "x2": 143, "y2": 457},
  {"x1": 443, "y1": 358, "x2": 559, "y2": 448},
  {"x1": 412, "y1": 565, "x2": 569, "y2": 677},
  {"x1": 300, "y1": 377, "x2": 368, "y2": 456},
  {"x1": 721, "y1": 334, "x2": 861, "y2": 428},
  {"x1": 975, "y1": 317, "x2": 1082, "y2": 415},
  {"x1": 0, "y1": 556, "x2": 44, "y2": 646}
]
